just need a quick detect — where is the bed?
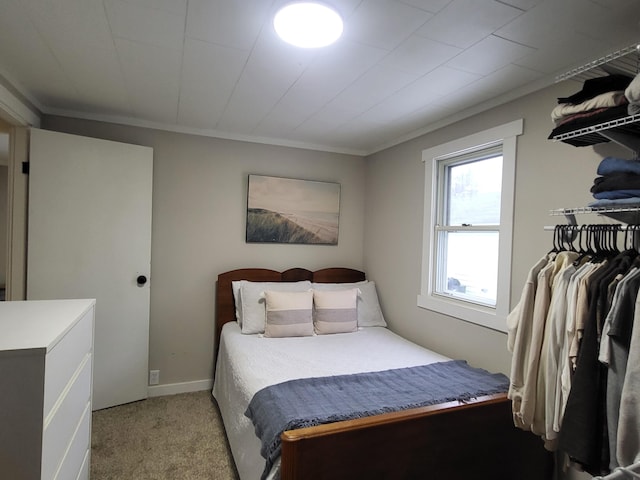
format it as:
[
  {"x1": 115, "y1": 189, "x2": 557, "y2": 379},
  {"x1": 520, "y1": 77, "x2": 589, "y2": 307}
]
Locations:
[{"x1": 212, "y1": 267, "x2": 552, "y2": 480}]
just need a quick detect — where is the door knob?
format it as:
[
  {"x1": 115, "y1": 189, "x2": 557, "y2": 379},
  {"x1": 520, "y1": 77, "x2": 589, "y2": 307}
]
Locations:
[{"x1": 136, "y1": 275, "x2": 148, "y2": 286}]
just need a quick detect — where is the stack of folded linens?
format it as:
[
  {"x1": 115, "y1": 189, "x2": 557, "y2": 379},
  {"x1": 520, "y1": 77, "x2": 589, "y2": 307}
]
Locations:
[
  {"x1": 548, "y1": 74, "x2": 633, "y2": 146},
  {"x1": 589, "y1": 156, "x2": 640, "y2": 208}
]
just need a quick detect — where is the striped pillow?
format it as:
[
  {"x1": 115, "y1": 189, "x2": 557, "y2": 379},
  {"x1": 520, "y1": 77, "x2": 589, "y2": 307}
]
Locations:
[
  {"x1": 313, "y1": 288, "x2": 358, "y2": 335},
  {"x1": 263, "y1": 290, "x2": 314, "y2": 338},
  {"x1": 239, "y1": 281, "x2": 313, "y2": 334}
]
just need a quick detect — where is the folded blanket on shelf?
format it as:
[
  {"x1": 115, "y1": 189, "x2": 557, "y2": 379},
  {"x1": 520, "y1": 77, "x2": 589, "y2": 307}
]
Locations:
[
  {"x1": 588, "y1": 198, "x2": 640, "y2": 208},
  {"x1": 555, "y1": 107, "x2": 609, "y2": 127},
  {"x1": 593, "y1": 189, "x2": 640, "y2": 200},
  {"x1": 558, "y1": 74, "x2": 633, "y2": 105},
  {"x1": 597, "y1": 156, "x2": 640, "y2": 176},
  {"x1": 591, "y1": 173, "x2": 640, "y2": 193},
  {"x1": 552, "y1": 91, "x2": 627, "y2": 125}
]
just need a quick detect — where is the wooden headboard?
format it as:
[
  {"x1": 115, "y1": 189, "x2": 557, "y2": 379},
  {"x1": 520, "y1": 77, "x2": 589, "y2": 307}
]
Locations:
[{"x1": 214, "y1": 267, "x2": 366, "y2": 361}]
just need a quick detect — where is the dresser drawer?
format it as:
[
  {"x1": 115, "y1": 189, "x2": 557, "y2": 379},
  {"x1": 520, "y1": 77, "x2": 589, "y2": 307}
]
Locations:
[
  {"x1": 42, "y1": 354, "x2": 92, "y2": 480},
  {"x1": 53, "y1": 400, "x2": 91, "y2": 480},
  {"x1": 76, "y1": 448, "x2": 90, "y2": 480},
  {"x1": 43, "y1": 307, "x2": 93, "y2": 418}
]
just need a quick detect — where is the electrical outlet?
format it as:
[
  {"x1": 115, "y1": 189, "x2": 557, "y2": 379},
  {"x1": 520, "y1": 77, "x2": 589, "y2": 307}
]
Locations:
[{"x1": 149, "y1": 369, "x2": 160, "y2": 385}]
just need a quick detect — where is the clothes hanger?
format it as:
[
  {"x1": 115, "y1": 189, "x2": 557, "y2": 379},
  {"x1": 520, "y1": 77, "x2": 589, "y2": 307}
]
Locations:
[
  {"x1": 564, "y1": 224, "x2": 579, "y2": 252},
  {"x1": 549, "y1": 225, "x2": 562, "y2": 253},
  {"x1": 572, "y1": 224, "x2": 595, "y2": 266},
  {"x1": 608, "y1": 224, "x2": 621, "y2": 255},
  {"x1": 591, "y1": 224, "x2": 611, "y2": 262}
]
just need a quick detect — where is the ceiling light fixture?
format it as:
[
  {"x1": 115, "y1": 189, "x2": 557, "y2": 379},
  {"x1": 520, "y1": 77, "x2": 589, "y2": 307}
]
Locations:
[{"x1": 273, "y1": 2, "x2": 343, "y2": 48}]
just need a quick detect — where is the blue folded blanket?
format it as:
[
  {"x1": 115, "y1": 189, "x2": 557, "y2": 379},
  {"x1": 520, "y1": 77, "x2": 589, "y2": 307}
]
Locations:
[
  {"x1": 597, "y1": 156, "x2": 640, "y2": 176},
  {"x1": 245, "y1": 359, "x2": 509, "y2": 479}
]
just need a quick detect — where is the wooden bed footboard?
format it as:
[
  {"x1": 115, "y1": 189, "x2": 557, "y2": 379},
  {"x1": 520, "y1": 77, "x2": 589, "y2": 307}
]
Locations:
[{"x1": 281, "y1": 392, "x2": 552, "y2": 480}]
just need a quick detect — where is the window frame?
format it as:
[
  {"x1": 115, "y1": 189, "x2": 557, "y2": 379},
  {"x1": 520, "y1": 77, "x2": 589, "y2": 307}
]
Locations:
[
  {"x1": 434, "y1": 147, "x2": 502, "y2": 307},
  {"x1": 418, "y1": 119, "x2": 523, "y2": 332}
]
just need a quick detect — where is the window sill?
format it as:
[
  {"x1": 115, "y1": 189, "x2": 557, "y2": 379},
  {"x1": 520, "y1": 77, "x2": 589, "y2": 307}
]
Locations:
[{"x1": 417, "y1": 293, "x2": 507, "y2": 333}]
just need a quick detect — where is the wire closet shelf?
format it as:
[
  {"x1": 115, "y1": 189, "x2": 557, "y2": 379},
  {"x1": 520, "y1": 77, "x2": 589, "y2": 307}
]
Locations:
[
  {"x1": 551, "y1": 42, "x2": 640, "y2": 152},
  {"x1": 550, "y1": 207, "x2": 640, "y2": 217},
  {"x1": 555, "y1": 43, "x2": 640, "y2": 83}
]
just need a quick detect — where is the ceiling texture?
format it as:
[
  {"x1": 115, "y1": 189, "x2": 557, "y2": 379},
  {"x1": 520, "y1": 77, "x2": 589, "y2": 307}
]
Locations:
[{"x1": 0, "y1": 0, "x2": 638, "y2": 155}]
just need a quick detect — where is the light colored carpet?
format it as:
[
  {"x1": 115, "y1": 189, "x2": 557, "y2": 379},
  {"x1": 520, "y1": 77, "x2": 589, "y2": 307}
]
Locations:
[{"x1": 91, "y1": 391, "x2": 240, "y2": 480}]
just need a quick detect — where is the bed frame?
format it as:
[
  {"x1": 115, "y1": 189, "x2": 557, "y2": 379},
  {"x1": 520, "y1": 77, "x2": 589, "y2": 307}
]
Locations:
[{"x1": 215, "y1": 267, "x2": 553, "y2": 480}]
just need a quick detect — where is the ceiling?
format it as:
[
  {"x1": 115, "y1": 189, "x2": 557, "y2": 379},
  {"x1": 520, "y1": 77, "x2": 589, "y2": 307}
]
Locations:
[{"x1": 0, "y1": 0, "x2": 638, "y2": 155}]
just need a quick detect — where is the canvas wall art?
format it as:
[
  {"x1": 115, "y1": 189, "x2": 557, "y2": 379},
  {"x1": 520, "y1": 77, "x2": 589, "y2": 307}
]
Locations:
[{"x1": 246, "y1": 174, "x2": 340, "y2": 245}]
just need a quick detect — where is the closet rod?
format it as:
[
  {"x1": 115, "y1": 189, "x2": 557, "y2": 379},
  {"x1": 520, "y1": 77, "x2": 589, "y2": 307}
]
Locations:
[
  {"x1": 543, "y1": 225, "x2": 639, "y2": 231},
  {"x1": 592, "y1": 460, "x2": 640, "y2": 479}
]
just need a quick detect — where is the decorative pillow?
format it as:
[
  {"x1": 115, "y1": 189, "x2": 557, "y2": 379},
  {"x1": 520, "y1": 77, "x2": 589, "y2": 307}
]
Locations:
[
  {"x1": 240, "y1": 281, "x2": 313, "y2": 334},
  {"x1": 313, "y1": 288, "x2": 358, "y2": 335},
  {"x1": 264, "y1": 290, "x2": 314, "y2": 338},
  {"x1": 231, "y1": 280, "x2": 243, "y2": 325},
  {"x1": 311, "y1": 281, "x2": 387, "y2": 327}
]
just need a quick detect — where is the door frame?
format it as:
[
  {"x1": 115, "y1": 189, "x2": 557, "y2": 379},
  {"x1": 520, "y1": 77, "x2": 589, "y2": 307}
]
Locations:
[
  {"x1": 0, "y1": 84, "x2": 40, "y2": 301},
  {"x1": 5, "y1": 127, "x2": 29, "y2": 300}
]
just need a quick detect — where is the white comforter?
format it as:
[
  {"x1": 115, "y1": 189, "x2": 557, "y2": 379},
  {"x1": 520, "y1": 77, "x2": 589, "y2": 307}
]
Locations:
[{"x1": 212, "y1": 322, "x2": 449, "y2": 480}]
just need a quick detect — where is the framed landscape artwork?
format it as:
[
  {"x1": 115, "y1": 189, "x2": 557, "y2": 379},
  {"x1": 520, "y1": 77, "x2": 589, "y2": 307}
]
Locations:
[{"x1": 246, "y1": 174, "x2": 340, "y2": 245}]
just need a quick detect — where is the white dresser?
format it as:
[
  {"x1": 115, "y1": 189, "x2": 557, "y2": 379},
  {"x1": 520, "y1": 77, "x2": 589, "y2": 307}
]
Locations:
[{"x1": 0, "y1": 299, "x2": 95, "y2": 480}]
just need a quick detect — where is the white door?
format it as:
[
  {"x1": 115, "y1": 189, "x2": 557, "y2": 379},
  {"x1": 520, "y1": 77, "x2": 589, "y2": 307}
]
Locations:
[{"x1": 27, "y1": 128, "x2": 153, "y2": 410}]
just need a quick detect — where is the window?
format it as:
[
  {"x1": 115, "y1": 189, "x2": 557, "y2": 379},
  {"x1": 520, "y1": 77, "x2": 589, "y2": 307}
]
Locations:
[{"x1": 418, "y1": 120, "x2": 522, "y2": 332}]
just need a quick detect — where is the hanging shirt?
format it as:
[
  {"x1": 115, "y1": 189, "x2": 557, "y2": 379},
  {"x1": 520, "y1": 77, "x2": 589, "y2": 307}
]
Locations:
[
  {"x1": 560, "y1": 251, "x2": 636, "y2": 475},
  {"x1": 616, "y1": 284, "x2": 640, "y2": 467},
  {"x1": 508, "y1": 253, "x2": 554, "y2": 430},
  {"x1": 518, "y1": 251, "x2": 576, "y2": 432},
  {"x1": 557, "y1": 261, "x2": 597, "y2": 433},
  {"x1": 601, "y1": 267, "x2": 640, "y2": 470},
  {"x1": 536, "y1": 255, "x2": 578, "y2": 447},
  {"x1": 570, "y1": 260, "x2": 608, "y2": 370}
]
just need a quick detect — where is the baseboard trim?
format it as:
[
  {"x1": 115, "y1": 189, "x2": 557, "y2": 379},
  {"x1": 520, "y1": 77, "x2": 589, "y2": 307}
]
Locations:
[{"x1": 147, "y1": 379, "x2": 213, "y2": 398}]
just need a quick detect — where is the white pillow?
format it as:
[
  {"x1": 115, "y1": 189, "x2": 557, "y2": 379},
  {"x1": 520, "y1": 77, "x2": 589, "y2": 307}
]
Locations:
[
  {"x1": 313, "y1": 288, "x2": 358, "y2": 335},
  {"x1": 240, "y1": 280, "x2": 313, "y2": 334},
  {"x1": 231, "y1": 280, "x2": 243, "y2": 325},
  {"x1": 264, "y1": 290, "x2": 314, "y2": 338},
  {"x1": 311, "y1": 281, "x2": 387, "y2": 328}
]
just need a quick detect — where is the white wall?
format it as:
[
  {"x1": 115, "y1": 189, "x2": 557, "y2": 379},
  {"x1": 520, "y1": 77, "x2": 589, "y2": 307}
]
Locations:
[
  {"x1": 41, "y1": 116, "x2": 366, "y2": 386},
  {"x1": 45, "y1": 82, "x2": 620, "y2": 383},
  {"x1": 364, "y1": 80, "x2": 632, "y2": 480},
  {"x1": 364, "y1": 80, "x2": 630, "y2": 375}
]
